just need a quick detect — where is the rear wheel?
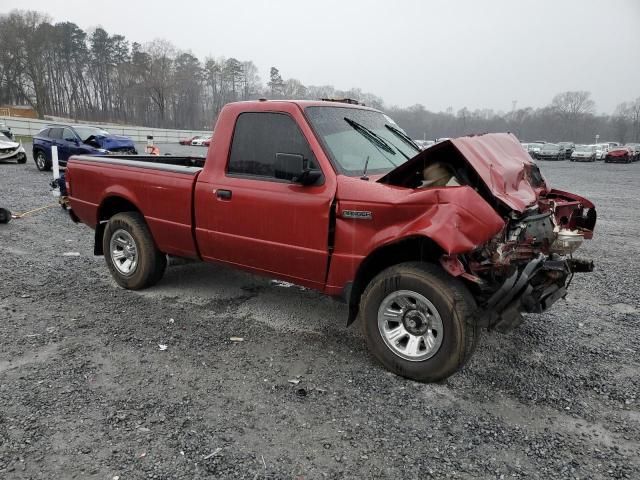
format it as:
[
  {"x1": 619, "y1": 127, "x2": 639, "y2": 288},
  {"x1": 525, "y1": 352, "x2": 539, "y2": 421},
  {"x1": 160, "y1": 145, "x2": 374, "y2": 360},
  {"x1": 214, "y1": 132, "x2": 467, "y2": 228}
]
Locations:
[
  {"x1": 360, "y1": 262, "x2": 479, "y2": 382},
  {"x1": 103, "y1": 212, "x2": 166, "y2": 289},
  {"x1": 34, "y1": 150, "x2": 50, "y2": 171}
]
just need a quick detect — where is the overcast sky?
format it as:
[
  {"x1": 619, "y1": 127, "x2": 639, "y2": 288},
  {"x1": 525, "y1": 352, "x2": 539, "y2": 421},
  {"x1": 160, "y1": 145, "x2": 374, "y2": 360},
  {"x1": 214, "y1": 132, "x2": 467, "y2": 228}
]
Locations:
[{"x1": 3, "y1": 0, "x2": 639, "y2": 114}]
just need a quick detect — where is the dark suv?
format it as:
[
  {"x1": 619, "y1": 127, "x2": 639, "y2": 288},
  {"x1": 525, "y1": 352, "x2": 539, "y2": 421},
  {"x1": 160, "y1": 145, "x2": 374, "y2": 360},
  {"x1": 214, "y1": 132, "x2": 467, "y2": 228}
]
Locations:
[{"x1": 32, "y1": 124, "x2": 137, "y2": 171}]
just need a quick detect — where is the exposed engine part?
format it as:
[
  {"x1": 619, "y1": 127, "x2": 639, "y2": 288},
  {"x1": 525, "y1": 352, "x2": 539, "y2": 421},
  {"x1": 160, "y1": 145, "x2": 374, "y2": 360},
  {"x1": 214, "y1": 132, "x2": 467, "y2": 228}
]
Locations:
[{"x1": 567, "y1": 258, "x2": 594, "y2": 273}]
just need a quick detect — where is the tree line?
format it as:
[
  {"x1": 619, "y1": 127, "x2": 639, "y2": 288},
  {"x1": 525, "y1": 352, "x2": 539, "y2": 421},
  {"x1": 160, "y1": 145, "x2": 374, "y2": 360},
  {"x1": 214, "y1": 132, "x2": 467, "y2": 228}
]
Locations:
[
  {"x1": 1, "y1": 10, "x2": 638, "y2": 143},
  {"x1": 390, "y1": 92, "x2": 640, "y2": 144}
]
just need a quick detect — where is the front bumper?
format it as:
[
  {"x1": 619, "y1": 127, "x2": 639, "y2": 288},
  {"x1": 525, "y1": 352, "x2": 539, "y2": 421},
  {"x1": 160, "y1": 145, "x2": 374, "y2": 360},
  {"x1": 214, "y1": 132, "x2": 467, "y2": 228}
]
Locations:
[
  {"x1": 605, "y1": 156, "x2": 630, "y2": 163},
  {"x1": 477, "y1": 254, "x2": 593, "y2": 332},
  {"x1": 0, "y1": 145, "x2": 25, "y2": 161}
]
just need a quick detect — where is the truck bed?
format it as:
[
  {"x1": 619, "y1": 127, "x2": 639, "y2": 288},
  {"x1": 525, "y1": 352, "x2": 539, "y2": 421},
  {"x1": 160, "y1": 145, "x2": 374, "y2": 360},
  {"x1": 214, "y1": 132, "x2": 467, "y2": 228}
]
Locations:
[{"x1": 67, "y1": 154, "x2": 205, "y2": 259}]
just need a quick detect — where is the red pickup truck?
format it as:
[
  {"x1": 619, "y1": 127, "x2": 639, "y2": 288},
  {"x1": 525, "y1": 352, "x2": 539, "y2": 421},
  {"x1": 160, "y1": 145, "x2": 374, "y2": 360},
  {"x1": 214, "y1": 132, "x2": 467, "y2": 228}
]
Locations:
[{"x1": 66, "y1": 100, "x2": 596, "y2": 382}]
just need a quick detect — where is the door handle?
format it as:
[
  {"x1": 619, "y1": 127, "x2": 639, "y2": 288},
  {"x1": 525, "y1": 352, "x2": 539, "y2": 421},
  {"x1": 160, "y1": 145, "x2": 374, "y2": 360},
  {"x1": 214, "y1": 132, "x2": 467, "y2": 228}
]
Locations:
[{"x1": 215, "y1": 189, "x2": 232, "y2": 200}]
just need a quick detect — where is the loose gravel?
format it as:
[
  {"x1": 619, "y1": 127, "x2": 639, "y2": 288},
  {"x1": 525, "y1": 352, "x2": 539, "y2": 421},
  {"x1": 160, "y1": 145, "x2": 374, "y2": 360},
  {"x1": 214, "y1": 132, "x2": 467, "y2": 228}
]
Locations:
[{"x1": 0, "y1": 145, "x2": 638, "y2": 479}]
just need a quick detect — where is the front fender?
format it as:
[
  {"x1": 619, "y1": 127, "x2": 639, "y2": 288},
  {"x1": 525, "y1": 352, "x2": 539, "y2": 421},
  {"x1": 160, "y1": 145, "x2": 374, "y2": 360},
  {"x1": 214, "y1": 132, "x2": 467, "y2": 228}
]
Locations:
[{"x1": 395, "y1": 187, "x2": 505, "y2": 255}]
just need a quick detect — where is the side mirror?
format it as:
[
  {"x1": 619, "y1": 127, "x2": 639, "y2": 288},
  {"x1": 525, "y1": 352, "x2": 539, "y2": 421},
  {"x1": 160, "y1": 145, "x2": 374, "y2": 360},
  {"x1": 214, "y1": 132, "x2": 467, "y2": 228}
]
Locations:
[{"x1": 274, "y1": 153, "x2": 323, "y2": 186}]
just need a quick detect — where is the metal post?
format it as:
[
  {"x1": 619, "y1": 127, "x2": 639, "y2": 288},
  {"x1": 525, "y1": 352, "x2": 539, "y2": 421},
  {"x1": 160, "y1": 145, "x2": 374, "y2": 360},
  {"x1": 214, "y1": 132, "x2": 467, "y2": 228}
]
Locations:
[{"x1": 52, "y1": 146, "x2": 61, "y2": 198}]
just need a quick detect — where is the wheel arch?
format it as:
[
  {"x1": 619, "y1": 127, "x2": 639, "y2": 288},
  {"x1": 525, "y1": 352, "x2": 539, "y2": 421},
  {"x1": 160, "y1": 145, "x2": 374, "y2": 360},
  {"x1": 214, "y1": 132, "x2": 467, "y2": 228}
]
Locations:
[
  {"x1": 346, "y1": 235, "x2": 445, "y2": 326},
  {"x1": 94, "y1": 195, "x2": 142, "y2": 255}
]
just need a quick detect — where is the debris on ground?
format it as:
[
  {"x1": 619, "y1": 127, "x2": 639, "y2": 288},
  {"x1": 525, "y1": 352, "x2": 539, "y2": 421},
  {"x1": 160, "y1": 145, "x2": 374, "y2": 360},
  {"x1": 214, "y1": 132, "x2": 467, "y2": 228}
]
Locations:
[{"x1": 203, "y1": 448, "x2": 222, "y2": 460}]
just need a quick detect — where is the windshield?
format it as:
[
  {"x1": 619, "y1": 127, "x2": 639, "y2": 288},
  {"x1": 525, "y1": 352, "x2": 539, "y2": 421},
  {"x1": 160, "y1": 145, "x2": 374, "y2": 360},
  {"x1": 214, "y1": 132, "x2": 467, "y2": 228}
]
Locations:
[
  {"x1": 575, "y1": 145, "x2": 593, "y2": 152},
  {"x1": 542, "y1": 143, "x2": 560, "y2": 152},
  {"x1": 73, "y1": 126, "x2": 110, "y2": 140},
  {"x1": 305, "y1": 106, "x2": 420, "y2": 175}
]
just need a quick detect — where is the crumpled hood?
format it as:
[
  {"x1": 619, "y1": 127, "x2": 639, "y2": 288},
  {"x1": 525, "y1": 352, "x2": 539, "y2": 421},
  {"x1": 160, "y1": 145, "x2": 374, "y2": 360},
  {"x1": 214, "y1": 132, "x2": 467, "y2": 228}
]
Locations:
[
  {"x1": 0, "y1": 139, "x2": 19, "y2": 149},
  {"x1": 89, "y1": 134, "x2": 135, "y2": 151},
  {"x1": 379, "y1": 133, "x2": 544, "y2": 213}
]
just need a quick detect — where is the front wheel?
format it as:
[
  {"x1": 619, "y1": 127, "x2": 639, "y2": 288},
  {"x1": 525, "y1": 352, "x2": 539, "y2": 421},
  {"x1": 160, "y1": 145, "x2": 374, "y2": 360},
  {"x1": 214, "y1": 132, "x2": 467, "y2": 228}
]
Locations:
[
  {"x1": 34, "y1": 150, "x2": 51, "y2": 171},
  {"x1": 103, "y1": 212, "x2": 167, "y2": 289},
  {"x1": 360, "y1": 262, "x2": 479, "y2": 382}
]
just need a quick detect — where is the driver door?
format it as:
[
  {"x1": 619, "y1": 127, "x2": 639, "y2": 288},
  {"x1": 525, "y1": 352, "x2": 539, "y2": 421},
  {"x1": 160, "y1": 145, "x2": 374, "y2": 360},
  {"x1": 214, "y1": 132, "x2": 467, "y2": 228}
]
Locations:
[
  {"x1": 59, "y1": 127, "x2": 79, "y2": 162},
  {"x1": 195, "y1": 108, "x2": 336, "y2": 290}
]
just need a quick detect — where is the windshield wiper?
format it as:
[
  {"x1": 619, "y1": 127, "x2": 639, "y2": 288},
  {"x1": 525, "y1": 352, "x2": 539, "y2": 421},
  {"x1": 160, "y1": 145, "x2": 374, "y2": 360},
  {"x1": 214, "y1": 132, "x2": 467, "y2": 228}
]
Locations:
[
  {"x1": 385, "y1": 123, "x2": 421, "y2": 154},
  {"x1": 344, "y1": 117, "x2": 396, "y2": 155}
]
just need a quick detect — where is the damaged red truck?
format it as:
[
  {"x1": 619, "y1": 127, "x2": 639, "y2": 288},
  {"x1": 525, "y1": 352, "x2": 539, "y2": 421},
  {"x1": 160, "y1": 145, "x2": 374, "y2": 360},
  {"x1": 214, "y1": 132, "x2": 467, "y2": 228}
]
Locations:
[{"x1": 65, "y1": 100, "x2": 596, "y2": 382}]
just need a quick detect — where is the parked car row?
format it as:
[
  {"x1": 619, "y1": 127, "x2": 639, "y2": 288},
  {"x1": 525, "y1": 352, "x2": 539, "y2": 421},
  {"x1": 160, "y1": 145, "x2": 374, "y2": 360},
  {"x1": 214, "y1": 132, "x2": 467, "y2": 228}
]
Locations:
[
  {"x1": 31, "y1": 124, "x2": 137, "y2": 171},
  {"x1": 179, "y1": 135, "x2": 212, "y2": 147},
  {"x1": 520, "y1": 140, "x2": 639, "y2": 163}
]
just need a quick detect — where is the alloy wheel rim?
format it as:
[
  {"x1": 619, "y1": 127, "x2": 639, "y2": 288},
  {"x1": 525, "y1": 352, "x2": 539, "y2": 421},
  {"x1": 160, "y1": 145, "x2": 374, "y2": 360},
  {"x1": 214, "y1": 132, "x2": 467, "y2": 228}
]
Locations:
[
  {"x1": 109, "y1": 229, "x2": 138, "y2": 276},
  {"x1": 377, "y1": 289, "x2": 444, "y2": 362},
  {"x1": 36, "y1": 153, "x2": 45, "y2": 169}
]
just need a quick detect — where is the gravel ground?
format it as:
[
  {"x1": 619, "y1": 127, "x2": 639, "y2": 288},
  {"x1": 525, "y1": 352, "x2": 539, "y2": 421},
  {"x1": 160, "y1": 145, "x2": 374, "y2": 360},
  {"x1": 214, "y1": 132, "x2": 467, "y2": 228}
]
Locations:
[{"x1": 0, "y1": 144, "x2": 639, "y2": 479}]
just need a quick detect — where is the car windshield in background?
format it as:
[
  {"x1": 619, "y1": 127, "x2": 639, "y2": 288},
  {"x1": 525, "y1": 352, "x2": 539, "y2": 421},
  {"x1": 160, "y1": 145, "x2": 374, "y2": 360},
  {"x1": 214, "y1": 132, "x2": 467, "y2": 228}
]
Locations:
[
  {"x1": 305, "y1": 106, "x2": 420, "y2": 176},
  {"x1": 575, "y1": 145, "x2": 593, "y2": 152},
  {"x1": 542, "y1": 144, "x2": 560, "y2": 151},
  {"x1": 73, "y1": 126, "x2": 110, "y2": 140}
]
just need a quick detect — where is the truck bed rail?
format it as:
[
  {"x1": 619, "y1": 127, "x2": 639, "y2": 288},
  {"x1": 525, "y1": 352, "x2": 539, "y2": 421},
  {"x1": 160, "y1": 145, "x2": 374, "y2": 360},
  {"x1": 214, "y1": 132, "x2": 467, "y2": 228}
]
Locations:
[{"x1": 68, "y1": 154, "x2": 205, "y2": 174}]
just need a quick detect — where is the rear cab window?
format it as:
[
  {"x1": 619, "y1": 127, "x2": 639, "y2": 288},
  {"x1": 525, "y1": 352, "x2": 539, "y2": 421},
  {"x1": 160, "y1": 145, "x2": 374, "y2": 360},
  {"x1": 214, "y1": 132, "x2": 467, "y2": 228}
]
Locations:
[{"x1": 227, "y1": 112, "x2": 317, "y2": 179}]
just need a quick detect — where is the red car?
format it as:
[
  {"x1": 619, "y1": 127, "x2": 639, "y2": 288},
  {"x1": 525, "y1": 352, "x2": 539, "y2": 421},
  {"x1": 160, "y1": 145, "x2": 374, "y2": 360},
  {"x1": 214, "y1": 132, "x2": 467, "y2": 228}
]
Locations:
[
  {"x1": 65, "y1": 100, "x2": 596, "y2": 382},
  {"x1": 179, "y1": 135, "x2": 201, "y2": 145},
  {"x1": 605, "y1": 146, "x2": 633, "y2": 163}
]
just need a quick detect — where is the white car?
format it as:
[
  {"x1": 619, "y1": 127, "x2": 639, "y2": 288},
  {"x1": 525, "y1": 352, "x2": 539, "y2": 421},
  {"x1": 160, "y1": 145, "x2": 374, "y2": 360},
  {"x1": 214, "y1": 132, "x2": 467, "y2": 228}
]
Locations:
[
  {"x1": 594, "y1": 143, "x2": 609, "y2": 160},
  {"x1": 0, "y1": 135, "x2": 27, "y2": 163},
  {"x1": 191, "y1": 137, "x2": 211, "y2": 146},
  {"x1": 570, "y1": 145, "x2": 597, "y2": 162}
]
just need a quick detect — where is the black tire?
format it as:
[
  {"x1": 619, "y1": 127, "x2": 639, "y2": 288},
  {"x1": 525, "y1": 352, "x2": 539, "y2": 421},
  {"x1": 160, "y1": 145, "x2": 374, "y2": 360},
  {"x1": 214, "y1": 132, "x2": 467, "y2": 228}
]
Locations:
[
  {"x1": 360, "y1": 262, "x2": 479, "y2": 383},
  {"x1": 17, "y1": 154, "x2": 27, "y2": 164},
  {"x1": 34, "y1": 149, "x2": 51, "y2": 171},
  {"x1": 102, "y1": 212, "x2": 166, "y2": 289},
  {"x1": 0, "y1": 208, "x2": 11, "y2": 224}
]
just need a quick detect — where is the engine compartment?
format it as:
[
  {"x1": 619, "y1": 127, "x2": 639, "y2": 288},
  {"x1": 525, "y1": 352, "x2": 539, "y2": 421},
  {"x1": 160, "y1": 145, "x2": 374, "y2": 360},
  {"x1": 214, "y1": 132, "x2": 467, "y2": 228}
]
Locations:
[{"x1": 378, "y1": 134, "x2": 597, "y2": 331}]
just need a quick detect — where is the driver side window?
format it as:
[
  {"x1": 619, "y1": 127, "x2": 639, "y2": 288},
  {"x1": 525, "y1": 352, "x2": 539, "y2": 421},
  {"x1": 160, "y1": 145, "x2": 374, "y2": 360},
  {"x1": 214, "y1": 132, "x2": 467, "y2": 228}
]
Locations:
[
  {"x1": 227, "y1": 112, "x2": 318, "y2": 179},
  {"x1": 62, "y1": 128, "x2": 76, "y2": 142}
]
